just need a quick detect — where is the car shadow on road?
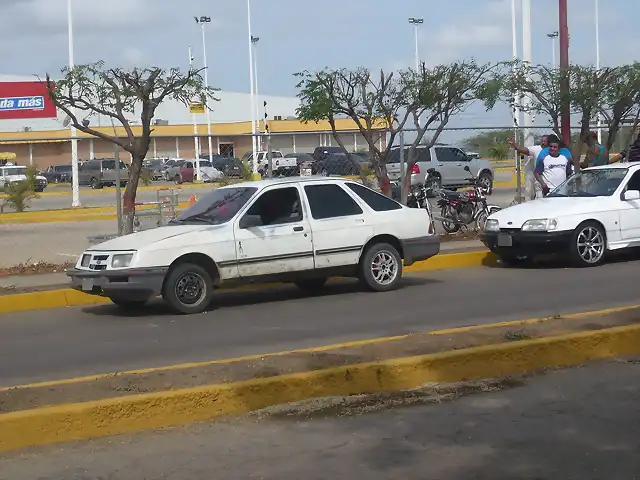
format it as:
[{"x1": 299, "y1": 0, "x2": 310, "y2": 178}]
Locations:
[{"x1": 81, "y1": 275, "x2": 441, "y2": 318}]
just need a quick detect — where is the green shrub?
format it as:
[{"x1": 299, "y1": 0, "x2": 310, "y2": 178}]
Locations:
[{"x1": 2, "y1": 166, "x2": 39, "y2": 212}]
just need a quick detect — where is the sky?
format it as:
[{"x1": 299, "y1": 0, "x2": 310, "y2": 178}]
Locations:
[{"x1": 0, "y1": 0, "x2": 638, "y2": 139}]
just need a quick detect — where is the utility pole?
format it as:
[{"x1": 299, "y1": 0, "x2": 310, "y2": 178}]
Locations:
[{"x1": 559, "y1": 0, "x2": 571, "y2": 148}]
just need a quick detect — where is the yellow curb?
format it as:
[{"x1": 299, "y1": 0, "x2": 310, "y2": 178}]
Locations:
[
  {"x1": 0, "y1": 250, "x2": 498, "y2": 315},
  {"x1": 0, "y1": 202, "x2": 192, "y2": 224},
  {"x1": 1, "y1": 324, "x2": 638, "y2": 453},
  {"x1": 3, "y1": 303, "x2": 636, "y2": 393}
]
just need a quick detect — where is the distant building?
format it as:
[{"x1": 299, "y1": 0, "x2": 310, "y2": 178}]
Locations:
[{"x1": 0, "y1": 75, "x2": 387, "y2": 167}]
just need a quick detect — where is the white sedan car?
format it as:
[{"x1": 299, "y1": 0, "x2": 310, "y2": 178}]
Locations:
[
  {"x1": 481, "y1": 163, "x2": 640, "y2": 267},
  {"x1": 67, "y1": 177, "x2": 440, "y2": 314}
]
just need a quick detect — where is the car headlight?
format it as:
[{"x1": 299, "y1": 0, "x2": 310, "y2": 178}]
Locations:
[
  {"x1": 485, "y1": 219, "x2": 500, "y2": 232},
  {"x1": 111, "y1": 253, "x2": 133, "y2": 268},
  {"x1": 521, "y1": 219, "x2": 558, "y2": 232}
]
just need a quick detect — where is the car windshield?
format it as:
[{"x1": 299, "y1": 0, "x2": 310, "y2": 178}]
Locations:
[
  {"x1": 57, "y1": 165, "x2": 72, "y2": 171},
  {"x1": 548, "y1": 168, "x2": 629, "y2": 198},
  {"x1": 4, "y1": 167, "x2": 27, "y2": 175},
  {"x1": 198, "y1": 161, "x2": 212, "y2": 167},
  {"x1": 170, "y1": 187, "x2": 258, "y2": 225},
  {"x1": 146, "y1": 160, "x2": 163, "y2": 169}
]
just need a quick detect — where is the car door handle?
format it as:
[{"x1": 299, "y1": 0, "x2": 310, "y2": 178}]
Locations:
[
  {"x1": 293, "y1": 226, "x2": 304, "y2": 232},
  {"x1": 456, "y1": 163, "x2": 463, "y2": 166},
  {"x1": 355, "y1": 218, "x2": 365, "y2": 224},
  {"x1": 437, "y1": 163, "x2": 443, "y2": 166}
]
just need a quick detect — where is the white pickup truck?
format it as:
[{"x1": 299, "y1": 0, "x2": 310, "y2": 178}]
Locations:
[
  {"x1": 0, "y1": 165, "x2": 48, "y2": 192},
  {"x1": 244, "y1": 150, "x2": 298, "y2": 177},
  {"x1": 67, "y1": 177, "x2": 440, "y2": 314}
]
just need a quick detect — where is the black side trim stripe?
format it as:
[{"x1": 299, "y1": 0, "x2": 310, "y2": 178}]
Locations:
[
  {"x1": 315, "y1": 245, "x2": 363, "y2": 256},
  {"x1": 218, "y1": 251, "x2": 315, "y2": 268}
]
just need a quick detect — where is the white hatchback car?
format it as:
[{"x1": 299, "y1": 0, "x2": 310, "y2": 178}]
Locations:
[
  {"x1": 481, "y1": 163, "x2": 640, "y2": 267},
  {"x1": 67, "y1": 177, "x2": 440, "y2": 314}
]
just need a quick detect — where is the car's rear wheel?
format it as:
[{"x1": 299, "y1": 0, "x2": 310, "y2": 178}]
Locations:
[
  {"x1": 294, "y1": 278, "x2": 328, "y2": 293},
  {"x1": 162, "y1": 262, "x2": 214, "y2": 314},
  {"x1": 90, "y1": 177, "x2": 102, "y2": 189},
  {"x1": 570, "y1": 221, "x2": 606, "y2": 267},
  {"x1": 359, "y1": 242, "x2": 402, "y2": 292},
  {"x1": 174, "y1": 175, "x2": 182, "y2": 185}
]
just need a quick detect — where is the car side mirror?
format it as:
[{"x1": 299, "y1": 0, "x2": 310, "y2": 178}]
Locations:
[
  {"x1": 623, "y1": 190, "x2": 640, "y2": 201},
  {"x1": 464, "y1": 166, "x2": 471, "y2": 172}
]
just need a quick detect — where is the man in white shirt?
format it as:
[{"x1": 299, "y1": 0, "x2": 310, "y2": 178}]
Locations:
[
  {"x1": 535, "y1": 139, "x2": 573, "y2": 196},
  {"x1": 508, "y1": 135, "x2": 548, "y2": 200}
]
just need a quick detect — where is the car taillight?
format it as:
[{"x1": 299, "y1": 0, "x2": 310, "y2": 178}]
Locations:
[{"x1": 411, "y1": 163, "x2": 420, "y2": 174}]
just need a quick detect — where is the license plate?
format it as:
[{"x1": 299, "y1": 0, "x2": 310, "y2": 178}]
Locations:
[
  {"x1": 301, "y1": 167, "x2": 312, "y2": 176},
  {"x1": 497, "y1": 234, "x2": 513, "y2": 247},
  {"x1": 81, "y1": 278, "x2": 94, "y2": 291}
]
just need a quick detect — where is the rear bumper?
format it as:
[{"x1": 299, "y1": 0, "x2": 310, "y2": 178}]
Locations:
[
  {"x1": 480, "y1": 230, "x2": 573, "y2": 257},
  {"x1": 66, "y1": 267, "x2": 168, "y2": 301},
  {"x1": 401, "y1": 236, "x2": 440, "y2": 266}
]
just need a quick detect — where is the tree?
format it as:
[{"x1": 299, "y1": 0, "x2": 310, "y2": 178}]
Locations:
[
  {"x1": 461, "y1": 129, "x2": 513, "y2": 157},
  {"x1": 295, "y1": 60, "x2": 503, "y2": 200},
  {"x1": 45, "y1": 62, "x2": 218, "y2": 233},
  {"x1": 487, "y1": 143, "x2": 511, "y2": 161},
  {"x1": 599, "y1": 62, "x2": 640, "y2": 152}
]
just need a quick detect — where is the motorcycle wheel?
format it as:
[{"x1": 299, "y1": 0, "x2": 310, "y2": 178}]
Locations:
[
  {"x1": 440, "y1": 205, "x2": 460, "y2": 233},
  {"x1": 476, "y1": 210, "x2": 489, "y2": 232}
]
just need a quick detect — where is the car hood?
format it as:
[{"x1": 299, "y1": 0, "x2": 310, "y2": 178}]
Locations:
[
  {"x1": 87, "y1": 225, "x2": 210, "y2": 251},
  {"x1": 3, "y1": 174, "x2": 47, "y2": 181},
  {"x1": 489, "y1": 197, "x2": 607, "y2": 228}
]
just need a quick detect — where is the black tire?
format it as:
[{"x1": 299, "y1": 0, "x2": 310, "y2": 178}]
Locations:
[
  {"x1": 162, "y1": 262, "x2": 214, "y2": 314},
  {"x1": 358, "y1": 242, "x2": 403, "y2": 292},
  {"x1": 569, "y1": 221, "x2": 607, "y2": 267},
  {"x1": 109, "y1": 296, "x2": 148, "y2": 309},
  {"x1": 440, "y1": 205, "x2": 460, "y2": 234},
  {"x1": 424, "y1": 175, "x2": 441, "y2": 198},
  {"x1": 478, "y1": 171, "x2": 493, "y2": 195},
  {"x1": 90, "y1": 177, "x2": 102, "y2": 189},
  {"x1": 174, "y1": 175, "x2": 182, "y2": 185},
  {"x1": 294, "y1": 278, "x2": 328, "y2": 293}
]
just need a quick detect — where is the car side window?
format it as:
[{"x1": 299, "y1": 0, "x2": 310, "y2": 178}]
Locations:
[
  {"x1": 242, "y1": 187, "x2": 303, "y2": 227},
  {"x1": 416, "y1": 147, "x2": 431, "y2": 163},
  {"x1": 185, "y1": 162, "x2": 193, "y2": 169},
  {"x1": 435, "y1": 148, "x2": 454, "y2": 162},
  {"x1": 449, "y1": 148, "x2": 469, "y2": 162},
  {"x1": 304, "y1": 184, "x2": 364, "y2": 219},
  {"x1": 346, "y1": 183, "x2": 402, "y2": 211},
  {"x1": 273, "y1": 152, "x2": 283, "y2": 158},
  {"x1": 625, "y1": 171, "x2": 640, "y2": 192}
]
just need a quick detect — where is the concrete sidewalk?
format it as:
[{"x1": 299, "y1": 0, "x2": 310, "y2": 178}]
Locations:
[
  {"x1": 1, "y1": 359, "x2": 637, "y2": 479},
  {"x1": 0, "y1": 239, "x2": 487, "y2": 292}
]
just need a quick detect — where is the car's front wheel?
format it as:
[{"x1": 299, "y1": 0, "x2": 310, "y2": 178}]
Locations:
[
  {"x1": 478, "y1": 171, "x2": 493, "y2": 195},
  {"x1": 162, "y1": 262, "x2": 214, "y2": 314},
  {"x1": 359, "y1": 242, "x2": 403, "y2": 292},
  {"x1": 570, "y1": 221, "x2": 606, "y2": 267}
]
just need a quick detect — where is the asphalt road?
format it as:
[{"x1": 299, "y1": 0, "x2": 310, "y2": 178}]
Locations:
[
  {"x1": 1, "y1": 360, "x2": 637, "y2": 478},
  {"x1": 2, "y1": 259, "x2": 640, "y2": 386}
]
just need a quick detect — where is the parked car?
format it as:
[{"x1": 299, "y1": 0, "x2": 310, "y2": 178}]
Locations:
[
  {"x1": 175, "y1": 160, "x2": 223, "y2": 184},
  {"x1": 313, "y1": 153, "x2": 372, "y2": 176},
  {"x1": 41, "y1": 164, "x2": 72, "y2": 183},
  {"x1": 286, "y1": 153, "x2": 316, "y2": 175},
  {"x1": 162, "y1": 160, "x2": 187, "y2": 182},
  {"x1": 386, "y1": 145, "x2": 494, "y2": 194},
  {"x1": 66, "y1": 177, "x2": 440, "y2": 314},
  {"x1": 243, "y1": 150, "x2": 298, "y2": 177},
  {"x1": 312, "y1": 146, "x2": 345, "y2": 161},
  {"x1": 211, "y1": 157, "x2": 244, "y2": 177},
  {"x1": 481, "y1": 163, "x2": 640, "y2": 267},
  {"x1": 0, "y1": 165, "x2": 48, "y2": 192},
  {"x1": 142, "y1": 159, "x2": 166, "y2": 181},
  {"x1": 78, "y1": 158, "x2": 129, "y2": 189}
]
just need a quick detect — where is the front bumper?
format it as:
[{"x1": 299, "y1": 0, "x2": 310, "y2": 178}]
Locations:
[
  {"x1": 66, "y1": 266, "x2": 168, "y2": 301},
  {"x1": 401, "y1": 235, "x2": 440, "y2": 266},
  {"x1": 480, "y1": 230, "x2": 573, "y2": 257}
]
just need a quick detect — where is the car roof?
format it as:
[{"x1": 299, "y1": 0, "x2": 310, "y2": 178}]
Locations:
[
  {"x1": 584, "y1": 162, "x2": 640, "y2": 171},
  {"x1": 217, "y1": 176, "x2": 359, "y2": 190}
]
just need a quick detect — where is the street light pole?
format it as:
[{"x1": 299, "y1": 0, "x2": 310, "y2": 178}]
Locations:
[
  {"x1": 247, "y1": 0, "x2": 258, "y2": 177},
  {"x1": 251, "y1": 36, "x2": 260, "y2": 152},
  {"x1": 547, "y1": 31, "x2": 558, "y2": 67},
  {"x1": 188, "y1": 45, "x2": 200, "y2": 159},
  {"x1": 67, "y1": 0, "x2": 80, "y2": 208},
  {"x1": 195, "y1": 16, "x2": 214, "y2": 181},
  {"x1": 408, "y1": 18, "x2": 423, "y2": 71},
  {"x1": 521, "y1": 0, "x2": 534, "y2": 149},
  {"x1": 559, "y1": 0, "x2": 571, "y2": 147},
  {"x1": 595, "y1": 0, "x2": 602, "y2": 143}
]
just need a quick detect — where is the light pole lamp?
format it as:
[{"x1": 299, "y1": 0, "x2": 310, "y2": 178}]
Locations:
[
  {"x1": 251, "y1": 35, "x2": 260, "y2": 153},
  {"x1": 547, "y1": 31, "x2": 558, "y2": 67},
  {"x1": 194, "y1": 15, "x2": 213, "y2": 180},
  {"x1": 408, "y1": 17, "x2": 423, "y2": 71}
]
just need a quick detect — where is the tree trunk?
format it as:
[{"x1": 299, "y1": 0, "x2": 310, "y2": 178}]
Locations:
[{"x1": 122, "y1": 152, "x2": 143, "y2": 235}]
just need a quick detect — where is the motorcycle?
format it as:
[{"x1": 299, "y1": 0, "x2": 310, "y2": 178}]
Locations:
[{"x1": 433, "y1": 166, "x2": 501, "y2": 234}]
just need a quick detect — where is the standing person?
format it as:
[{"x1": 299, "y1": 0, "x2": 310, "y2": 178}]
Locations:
[
  {"x1": 581, "y1": 131, "x2": 610, "y2": 168},
  {"x1": 534, "y1": 138, "x2": 573, "y2": 196},
  {"x1": 508, "y1": 135, "x2": 548, "y2": 200}
]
